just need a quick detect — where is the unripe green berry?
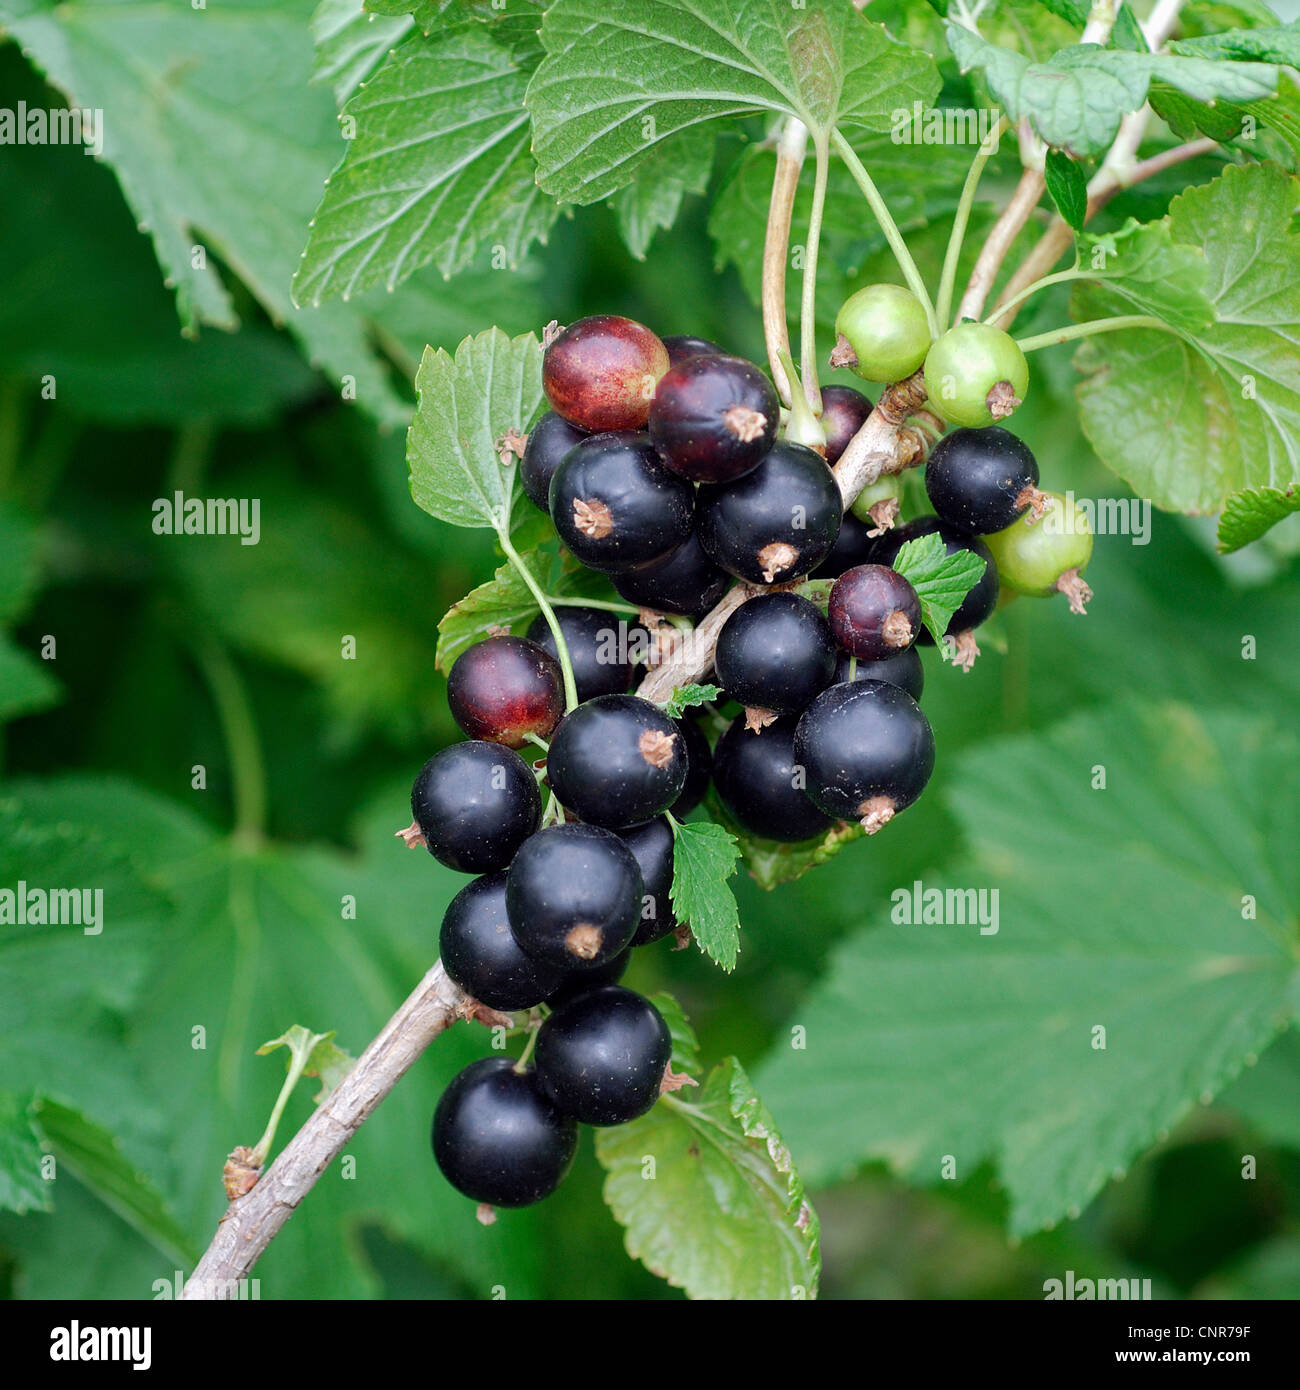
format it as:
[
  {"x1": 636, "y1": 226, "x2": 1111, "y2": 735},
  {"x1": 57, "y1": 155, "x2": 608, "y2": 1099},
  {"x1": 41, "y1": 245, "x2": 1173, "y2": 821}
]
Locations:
[
  {"x1": 986, "y1": 490, "x2": 1094, "y2": 613},
  {"x1": 923, "y1": 323, "x2": 1028, "y2": 429},
  {"x1": 833, "y1": 285, "x2": 931, "y2": 384}
]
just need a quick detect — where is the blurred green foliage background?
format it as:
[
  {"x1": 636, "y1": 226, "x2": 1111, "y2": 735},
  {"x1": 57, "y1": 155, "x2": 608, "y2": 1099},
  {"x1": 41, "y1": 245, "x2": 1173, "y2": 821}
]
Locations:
[{"x1": 1, "y1": 5, "x2": 1299, "y2": 1301}]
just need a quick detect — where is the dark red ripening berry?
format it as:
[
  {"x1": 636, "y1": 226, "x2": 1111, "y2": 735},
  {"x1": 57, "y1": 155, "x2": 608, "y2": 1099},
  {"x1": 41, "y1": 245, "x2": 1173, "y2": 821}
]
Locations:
[
  {"x1": 543, "y1": 315, "x2": 669, "y2": 432},
  {"x1": 505, "y1": 823, "x2": 643, "y2": 970},
  {"x1": 520, "y1": 411, "x2": 587, "y2": 512},
  {"x1": 440, "y1": 872, "x2": 565, "y2": 1011},
  {"x1": 662, "y1": 333, "x2": 723, "y2": 366},
  {"x1": 446, "y1": 635, "x2": 564, "y2": 748},
  {"x1": 432, "y1": 1058, "x2": 577, "y2": 1208},
  {"x1": 545, "y1": 694, "x2": 688, "y2": 829},
  {"x1": 829, "y1": 564, "x2": 923, "y2": 661},
  {"x1": 714, "y1": 591, "x2": 836, "y2": 720},
  {"x1": 409, "y1": 742, "x2": 541, "y2": 874},
  {"x1": 526, "y1": 607, "x2": 639, "y2": 702},
  {"x1": 872, "y1": 518, "x2": 999, "y2": 642},
  {"x1": 649, "y1": 354, "x2": 779, "y2": 484},
  {"x1": 696, "y1": 441, "x2": 844, "y2": 585},
  {"x1": 794, "y1": 679, "x2": 935, "y2": 834},
  {"x1": 834, "y1": 646, "x2": 925, "y2": 702},
  {"x1": 819, "y1": 384, "x2": 874, "y2": 465},
  {"x1": 712, "y1": 713, "x2": 833, "y2": 843},
  {"x1": 611, "y1": 532, "x2": 731, "y2": 621},
  {"x1": 549, "y1": 431, "x2": 695, "y2": 574}
]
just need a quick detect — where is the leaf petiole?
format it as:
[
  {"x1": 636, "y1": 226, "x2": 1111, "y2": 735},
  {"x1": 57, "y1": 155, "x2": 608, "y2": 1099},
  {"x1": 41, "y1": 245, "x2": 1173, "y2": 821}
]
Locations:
[
  {"x1": 1015, "y1": 315, "x2": 1171, "y2": 354},
  {"x1": 497, "y1": 526, "x2": 579, "y2": 710}
]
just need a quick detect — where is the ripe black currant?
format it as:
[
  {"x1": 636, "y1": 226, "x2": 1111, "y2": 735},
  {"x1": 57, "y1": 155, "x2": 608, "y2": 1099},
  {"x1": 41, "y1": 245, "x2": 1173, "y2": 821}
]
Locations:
[
  {"x1": 546, "y1": 694, "x2": 688, "y2": 829},
  {"x1": 543, "y1": 314, "x2": 669, "y2": 432},
  {"x1": 714, "y1": 592, "x2": 835, "y2": 720},
  {"x1": 663, "y1": 333, "x2": 723, "y2": 365},
  {"x1": 506, "y1": 823, "x2": 643, "y2": 969},
  {"x1": 820, "y1": 384, "x2": 874, "y2": 465},
  {"x1": 526, "y1": 606, "x2": 638, "y2": 702},
  {"x1": 872, "y1": 517, "x2": 999, "y2": 639},
  {"x1": 618, "y1": 815, "x2": 677, "y2": 946},
  {"x1": 440, "y1": 872, "x2": 565, "y2": 1010},
  {"x1": 649, "y1": 354, "x2": 779, "y2": 484},
  {"x1": 812, "y1": 510, "x2": 879, "y2": 579},
  {"x1": 535, "y1": 986, "x2": 672, "y2": 1126},
  {"x1": 520, "y1": 410, "x2": 588, "y2": 512},
  {"x1": 794, "y1": 679, "x2": 935, "y2": 833},
  {"x1": 712, "y1": 713, "x2": 832, "y2": 843},
  {"x1": 828, "y1": 563, "x2": 923, "y2": 660},
  {"x1": 549, "y1": 431, "x2": 694, "y2": 573},
  {"x1": 410, "y1": 742, "x2": 540, "y2": 874},
  {"x1": 432, "y1": 1057, "x2": 577, "y2": 1207},
  {"x1": 696, "y1": 441, "x2": 843, "y2": 585},
  {"x1": 834, "y1": 645, "x2": 925, "y2": 703},
  {"x1": 671, "y1": 714, "x2": 713, "y2": 817},
  {"x1": 544, "y1": 946, "x2": 631, "y2": 1010},
  {"x1": 925, "y1": 426, "x2": 1044, "y2": 534},
  {"x1": 447, "y1": 635, "x2": 564, "y2": 748},
  {"x1": 611, "y1": 532, "x2": 731, "y2": 620}
]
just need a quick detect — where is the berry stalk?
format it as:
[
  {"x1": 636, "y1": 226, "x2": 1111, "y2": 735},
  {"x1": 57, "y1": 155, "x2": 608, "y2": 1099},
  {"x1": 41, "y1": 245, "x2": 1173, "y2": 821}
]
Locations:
[{"x1": 497, "y1": 527, "x2": 580, "y2": 711}]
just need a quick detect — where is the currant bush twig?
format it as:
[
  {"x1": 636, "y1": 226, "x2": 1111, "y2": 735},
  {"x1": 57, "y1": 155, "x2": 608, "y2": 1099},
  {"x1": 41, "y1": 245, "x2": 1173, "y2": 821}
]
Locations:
[
  {"x1": 497, "y1": 526, "x2": 579, "y2": 711},
  {"x1": 799, "y1": 134, "x2": 831, "y2": 413},
  {"x1": 956, "y1": 161, "x2": 1047, "y2": 323},
  {"x1": 936, "y1": 116, "x2": 1008, "y2": 330},
  {"x1": 181, "y1": 960, "x2": 469, "y2": 1298},
  {"x1": 831, "y1": 131, "x2": 939, "y2": 335},
  {"x1": 763, "y1": 117, "x2": 808, "y2": 405},
  {"x1": 1015, "y1": 314, "x2": 1169, "y2": 352}
]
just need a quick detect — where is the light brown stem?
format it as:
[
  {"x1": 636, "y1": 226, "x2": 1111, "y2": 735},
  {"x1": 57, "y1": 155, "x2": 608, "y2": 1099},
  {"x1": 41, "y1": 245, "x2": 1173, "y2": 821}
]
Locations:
[
  {"x1": 955, "y1": 164, "x2": 1047, "y2": 324},
  {"x1": 180, "y1": 960, "x2": 468, "y2": 1298}
]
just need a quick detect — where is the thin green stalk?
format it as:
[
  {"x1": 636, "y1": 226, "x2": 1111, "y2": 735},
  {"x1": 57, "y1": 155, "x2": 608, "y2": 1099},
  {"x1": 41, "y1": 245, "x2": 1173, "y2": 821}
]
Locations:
[
  {"x1": 524, "y1": 732, "x2": 550, "y2": 753},
  {"x1": 498, "y1": 527, "x2": 579, "y2": 710},
  {"x1": 549, "y1": 596, "x2": 641, "y2": 617},
  {"x1": 250, "y1": 1039, "x2": 315, "y2": 1164},
  {"x1": 936, "y1": 117, "x2": 1009, "y2": 330},
  {"x1": 985, "y1": 265, "x2": 1087, "y2": 324},
  {"x1": 831, "y1": 130, "x2": 938, "y2": 335},
  {"x1": 1016, "y1": 315, "x2": 1168, "y2": 353},
  {"x1": 799, "y1": 134, "x2": 831, "y2": 413},
  {"x1": 514, "y1": 1018, "x2": 541, "y2": 1074}
]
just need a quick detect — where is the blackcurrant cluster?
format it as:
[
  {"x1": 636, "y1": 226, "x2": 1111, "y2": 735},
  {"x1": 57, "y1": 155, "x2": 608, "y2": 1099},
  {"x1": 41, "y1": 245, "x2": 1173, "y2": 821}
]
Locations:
[{"x1": 411, "y1": 310, "x2": 1090, "y2": 1212}]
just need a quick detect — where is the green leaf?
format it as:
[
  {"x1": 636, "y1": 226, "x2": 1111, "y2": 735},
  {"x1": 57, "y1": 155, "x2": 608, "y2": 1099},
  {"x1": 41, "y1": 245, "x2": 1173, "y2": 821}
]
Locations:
[
  {"x1": 662, "y1": 683, "x2": 722, "y2": 720},
  {"x1": 595, "y1": 1058, "x2": 819, "y2": 1299},
  {"x1": 1074, "y1": 162, "x2": 1300, "y2": 514},
  {"x1": 0, "y1": 638, "x2": 61, "y2": 725},
  {"x1": 364, "y1": 0, "x2": 452, "y2": 30},
  {"x1": 311, "y1": 0, "x2": 413, "y2": 105},
  {"x1": 1170, "y1": 23, "x2": 1300, "y2": 64},
  {"x1": 756, "y1": 700, "x2": 1299, "y2": 1236},
  {"x1": 707, "y1": 785, "x2": 863, "y2": 890},
  {"x1": 527, "y1": 0, "x2": 940, "y2": 203},
  {"x1": 1073, "y1": 218, "x2": 1216, "y2": 332},
  {"x1": 0, "y1": 1091, "x2": 51, "y2": 1215},
  {"x1": 257, "y1": 1025, "x2": 356, "y2": 1104},
  {"x1": 945, "y1": 24, "x2": 1280, "y2": 154},
  {"x1": 407, "y1": 327, "x2": 545, "y2": 529},
  {"x1": 1044, "y1": 148, "x2": 1087, "y2": 231},
  {"x1": 32, "y1": 1097, "x2": 196, "y2": 1266},
  {"x1": 612, "y1": 128, "x2": 715, "y2": 261},
  {"x1": 890, "y1": 531, "x2": 985, "y2": 643},
  {"x1": 670, "y1": 819, "x2": 742, "y2": 972},
  {"x1": 647, "y1": 992, "x2": 701, "y2": 1075},
  {"x1": 1218, "y1": 1027, "x2": 1300, "y2": 1151},
  {"x1": 295, "y1": 25, "x2": 558, "y2": 305},
  {"x1": 1029, "y1": 0, "x2": 1151, "y2": 51},
  {"x1": 1217, "y1": 485, "x2": 1300, "y2": 552}
]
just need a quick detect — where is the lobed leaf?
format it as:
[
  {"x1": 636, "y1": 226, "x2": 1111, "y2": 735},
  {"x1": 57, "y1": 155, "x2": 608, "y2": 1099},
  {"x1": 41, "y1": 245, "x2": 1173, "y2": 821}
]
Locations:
[
  {"x1": 890, "y1": 531, "x2": 985, "y2": 643},
  {"x1": 670, "y1": 819, "x2": 742, "y2": 971}
]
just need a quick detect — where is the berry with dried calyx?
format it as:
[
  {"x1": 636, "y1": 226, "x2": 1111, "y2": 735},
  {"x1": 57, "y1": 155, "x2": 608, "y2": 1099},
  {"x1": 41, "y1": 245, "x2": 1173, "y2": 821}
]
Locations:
[
  {"x1": 543, "y1": 315, "x2": 669, "y2": 432},
  {"x1": 828, "y1": 564, "x2": 923, "y2": 660},
  {"x1": 712, "y1": 713, "x2": 833, "y2": 843},
  {"x1": 447, "y1": 635, "x2": 564, "y2": 748},
  {"x1": 985, "y1": 490, "x2": 1094, "y2": 613},
  {"x1": 714, "y1": 591, "x2": 836, "y2": 721},
  {"x1": 923, "y1": 323, "x2": 1028, "y2": 429},
  {"x1": 833, "y1": 284, "x2": 932, "y2": 383},
  {"x1": 925, "y1": 426, "x2": 1045, "y2": 534},
  {"x1": 408, "y1": 742, "x2": 541, "y2": 874},
  {"x1": 649, "y1": 353, "x2": 779, "y2": 484}
]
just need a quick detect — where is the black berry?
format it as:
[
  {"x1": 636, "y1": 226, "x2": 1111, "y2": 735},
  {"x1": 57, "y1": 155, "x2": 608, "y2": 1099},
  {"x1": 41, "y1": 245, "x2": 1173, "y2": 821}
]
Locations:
[
  {"x1": 811, "y1": 510, "x2": 879, "y2": 579},
  {"x1": 440, "y1": 872, "x2": 565, "y2": 1010},
  {"x1": 611, "y1": 532, "x2": 731, "y2": 620},
  {"x1": 828, "y1": 563, "x2": 922, "y2": 660},
  {"x1": 410, "y1": 742, "x2": 540, "y2": 874},
  {"x1": 543, "y1": 314, "x2": 669, "y2": 432},
  {"x1": 671, "y1": 714, "x2": 713, "y2": 817},
  {"x1": 925, "y1": 426, "x2": 1043, "y2": 534},
  {"x1": 618, "y1": 816, "x2": 677, "y2": 946},
  {"x1": 535, "y1": 986, "x2": 672, "y2": 1126},
  {"x1": 506, "y1": 823, "x2": 642, "y2": 969},
  {"x1": 872, "y1": 518, "x2": 999, "y2": 639},
  {"x1": 520, "y1": 411, "x2": 587, "y2": 512},
  {"x1": 544, "y1": 947, "x2": 631, "y2": 1009},
  {"x1": 712, "y1": 714, "x2": 832, "y2": 843},
  {"x1": 447, "y1": 635, "x2": 564, "y2": 748},
  {"x1": 649, "y1": 354, "x2": 779, "y2": 484},
  {"x1": 696, "y1": 441, "x2": 843, "y2": 585},
  {"x1": 794, "y1": 679, "x2": 935, "y2": 833},
  {"x1": 432, "y1": 1057, "x2": 577, "y2": 1207},
  {"x1": 820, "y1": 384, "x2": 873, "y2": 465},
  {"x1": 549, "y1": 431, "x2": 694, "y2": 573},
  {"x1": 834, "y1": 646, "x2": 925, "y2": 702},
  {"x1": 546, "y1": 694, "x2": 688, "y2": 829},
  {"x1": 526, "y1": 607, "x2": 638, "y2": 702},
  {"x1": 663, "y1": 333, "x2": 722, "y2": 365},
  {"x1": 714, "y1": 592, "x2": 836, "y2": 719}
]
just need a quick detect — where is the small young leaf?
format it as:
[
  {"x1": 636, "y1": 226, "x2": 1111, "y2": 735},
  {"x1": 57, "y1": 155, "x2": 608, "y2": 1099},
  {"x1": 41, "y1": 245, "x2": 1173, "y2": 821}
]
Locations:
[
  {"x1": 257, "y1": 1025, "x2": 356, "y2": 1105},
  {"x1": 407, "y1": 327, "x2": 545, "y2": 530},
  {"x1": 1044, "y1": 148, "x2": 1087, "y2": 232},
  {"x1": 647, "y1": 992, "x2": 701, "y2": 1075},
  {"x1": 595, "y1": 1057, "x2": 820, "y2": 1299},
  {"x1": 662, "y1": 683, "x2": 721, "y2": 720},
  {"x1": 1217, "y1": 486, "x2": 1300, "y2": 553},
  {"x1": 670, "y1": 820, "x2": 742, "y2": 972},
  {"x1": 889, "y1": 532, "x2": 984, "y2": 644}
]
